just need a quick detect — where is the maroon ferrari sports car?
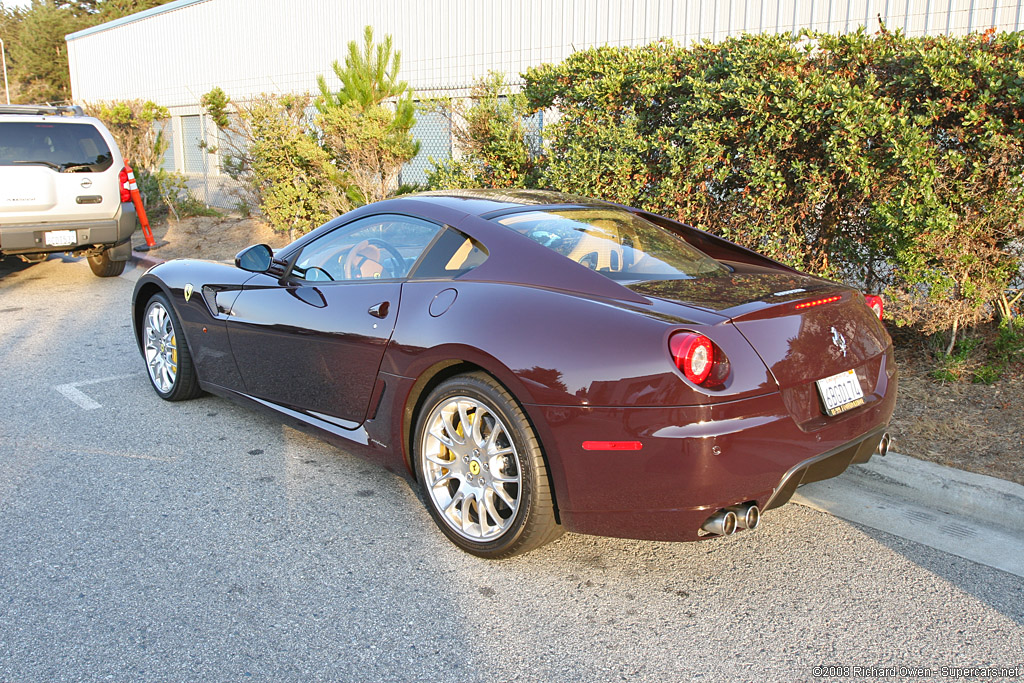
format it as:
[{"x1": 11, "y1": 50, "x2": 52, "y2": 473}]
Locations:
[{"x1": 132, "y1": 190, "x2": 896, "y2": 558}]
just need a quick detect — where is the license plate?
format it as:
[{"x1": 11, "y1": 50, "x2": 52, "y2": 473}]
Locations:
[
  {"x1": 816, "y1": 369, "x2": 865, "y2": 416},
  {"x1": 44, "y1": 230, "x2": 77, "y2": 247}
]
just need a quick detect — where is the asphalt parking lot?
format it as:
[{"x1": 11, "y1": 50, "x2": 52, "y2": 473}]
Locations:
[{"x1": 1, "y1": 255, "x2": 1022, "y2": 682}]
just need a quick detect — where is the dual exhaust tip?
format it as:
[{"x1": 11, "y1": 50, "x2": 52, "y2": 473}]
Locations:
[
  {"x1": 701, "y1": 503, "x2": 760, "y2": 537},
  {"x1": 701, "y1": 432, "x2": 891, "y2": 537}
]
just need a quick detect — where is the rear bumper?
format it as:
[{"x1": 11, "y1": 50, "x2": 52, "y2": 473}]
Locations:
[
  {"x1": 0, "y1": 202, "x2": 137, "y2": 256},
  {"x1": 527, "y1": 351, "x2": 897, "y2": 542}
]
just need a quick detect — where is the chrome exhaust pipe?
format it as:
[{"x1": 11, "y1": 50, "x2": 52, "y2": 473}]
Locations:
[
  {"x1": 727, "y1": 503, "x2": 760, "y2": 530},
  {"x1": 701, "y1": 510, "x2": 738, "y2": 536},
  {"x1": 876, "y1": 432, "x2": 891, "y2": 457}
]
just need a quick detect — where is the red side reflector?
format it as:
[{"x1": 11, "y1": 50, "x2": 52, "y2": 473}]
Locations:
[
  {"x1": 582, "y1": 441, "x2": 643, "y2": 451},
  {"x1": 795, "y1": 295, "x2": 842, "y2": 310}
]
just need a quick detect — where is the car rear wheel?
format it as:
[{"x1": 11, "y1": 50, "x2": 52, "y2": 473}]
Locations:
[
  {"x1": 415, "y1": 372, "x2": 562, "y2": 558},
  {"x1": 87, "y1": 249, "x2": 126, "y2": 277},
  {"x1": 142, "y1": 293, "x2": 201, "y2": 401}
]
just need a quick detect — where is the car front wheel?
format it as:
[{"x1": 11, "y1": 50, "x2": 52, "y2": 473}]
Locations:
[
  {"x1": 142, "y1": 293, "x2": 201, "y2": 401},
  {"x1": 415, "y1": 372, "x2": 562, "y2": 558}
]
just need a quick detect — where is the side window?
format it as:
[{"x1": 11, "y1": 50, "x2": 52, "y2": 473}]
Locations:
[
  {"x1": 411, "y1": 228, "x2": 488, "y2": 279},
  {"x1": 291, "y1": 215, "x2": 442, "y2": 282}
]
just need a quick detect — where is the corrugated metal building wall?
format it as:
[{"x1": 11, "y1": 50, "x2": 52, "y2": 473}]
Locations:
[{"x1": 65, "y1": 0, "x2": 1024, "y2": 202}]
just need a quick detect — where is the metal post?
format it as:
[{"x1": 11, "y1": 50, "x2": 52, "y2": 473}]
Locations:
[
  {"x1": 1, "y1": 38, "x2": 10, "y2": 105},
  {"x1": 200, "y1": 112, "x2": 209, "y2": 207}
]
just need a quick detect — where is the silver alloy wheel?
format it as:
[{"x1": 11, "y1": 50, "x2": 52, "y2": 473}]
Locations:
[
  {"x1": 143, "y1": 301, "x2": 178, "y2": 394},
  {"x1": 420, "y1": 396, "x2": 522, "y2": 541}
]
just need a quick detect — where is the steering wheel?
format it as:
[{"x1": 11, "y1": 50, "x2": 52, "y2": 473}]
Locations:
[
  {"x1": 341, "y1": 238, "x2": 406, "y2": 280},
  {"x1": 304, "y1": 266, "x2": 334, "y2": 282}
]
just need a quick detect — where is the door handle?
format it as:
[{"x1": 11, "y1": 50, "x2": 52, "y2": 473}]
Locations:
[{"x1": 368, "y1": 301, "x2": 390, "y2": 319}]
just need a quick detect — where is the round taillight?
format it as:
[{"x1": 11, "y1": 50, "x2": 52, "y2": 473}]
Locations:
[
  {"x1": 669, "y1": 332, "x2": 716, "y2": 385},
  {"x1": 864, "y1": 294, "x2": 884, "y2": 321},
  {"x1": 118, "y1": 167, "x2": 131, "y2": 203}
]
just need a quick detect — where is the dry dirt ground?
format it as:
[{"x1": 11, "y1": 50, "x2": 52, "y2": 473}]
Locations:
[
  {"x1": 890, "y1": 345, "x2": 1023, "y2": 485},
  {"x1": 131, "y1": 214, "x2": 291, "y2": 262},
  {"x1": 133, "y1": 215, "x2": 1024, "y2": 486}
]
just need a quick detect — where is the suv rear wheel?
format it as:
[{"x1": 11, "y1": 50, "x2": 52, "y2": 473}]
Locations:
[{"x1": 87, "y1": 249, "x2": 126, "y2": 277}]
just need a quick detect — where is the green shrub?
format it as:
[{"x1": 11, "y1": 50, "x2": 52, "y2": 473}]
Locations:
[
  {"x1": 425, "y1": 72, "x2": 542, "y2": 190},
  {"x1": 85, "y1": 99, "x2": 170, "y2": 173},
  {"x1": 524, "y1": 29, "x2": 1024, "y2": 347},
  {"x1": 245, "y1": 94, "x2": 347, "y2": 237},
  {"x1": 153, "y1": 170, "x2": 220, "y2": 219},
  {"x1": 201, "y1": 87, "x2": 260, "y2": 215}
]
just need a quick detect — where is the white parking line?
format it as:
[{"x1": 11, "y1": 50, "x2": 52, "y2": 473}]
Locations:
[
  {"x1": 54, "y1": 373, "x2": 143, "y2": 411},
  {"x1": 55, "y1": 384, "x2": 101, "y2": 410}
]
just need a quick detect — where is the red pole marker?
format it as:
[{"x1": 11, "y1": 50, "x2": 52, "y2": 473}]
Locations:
[{"x1": 123, "y1": 162, "x2": 156, "y2": 248}]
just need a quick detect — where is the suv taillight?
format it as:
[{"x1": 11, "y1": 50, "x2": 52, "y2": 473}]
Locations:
[
  {"x1": 669, "y1": 332, "x2": 730, "y2": 387},
  {"x1": 864, "y1": 294, "x2": 884, "y2": 320},
  {"x1": 118, "y1": 167, "x2": 131, "y2": 203}
]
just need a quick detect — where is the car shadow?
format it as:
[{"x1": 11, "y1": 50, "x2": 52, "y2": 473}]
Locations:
[
  {"x1": 840, "y1": 519, "x2": 1024, "y2": 625},
  {"x1": 0, "y1": 255, "x2": 38, "y2": 281}
]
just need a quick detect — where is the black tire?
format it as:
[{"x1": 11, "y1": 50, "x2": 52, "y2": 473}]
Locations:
[
  {"x1": 87, "y1": 249, "x2": 126, "y2": 277},
  {"x1": 414, "y1": 372, "x2": 562, "y2": 558},
  {"x1": 141, "y1": 293, "x2": 202, "y2": 401}
]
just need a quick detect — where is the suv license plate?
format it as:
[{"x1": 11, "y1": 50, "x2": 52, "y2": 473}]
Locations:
[
  {"x1": 816, "y1": 369, "x2": 865, "y2": 416},
  {"x1": 44, "y1": 230, "x2": 77, "y2": 247}
]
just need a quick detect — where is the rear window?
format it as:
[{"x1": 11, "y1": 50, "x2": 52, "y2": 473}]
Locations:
[
  {"x1": 493, "y1": 208, "x2": 727, "y2": 283},
  {"x1": 0, "y1": 122, "x2": 113, "y2": 172}
]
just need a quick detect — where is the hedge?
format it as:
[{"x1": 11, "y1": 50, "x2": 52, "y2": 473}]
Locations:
[{"x1": 522, "y1": 28, "x2": 1024, "y2": 339}]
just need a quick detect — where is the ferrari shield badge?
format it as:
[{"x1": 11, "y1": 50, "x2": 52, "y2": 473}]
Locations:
[{"x1": 184, "y1": 283, "x2": 194, "y2": 302}]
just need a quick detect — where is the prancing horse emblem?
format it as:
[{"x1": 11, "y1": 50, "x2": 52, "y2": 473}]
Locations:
[
  {"x1": 830, "y1": 326, "x2": 848, "y2": 357},
  {"x1": 184, "y1": 283, "x2": 194, "y2": 302}
]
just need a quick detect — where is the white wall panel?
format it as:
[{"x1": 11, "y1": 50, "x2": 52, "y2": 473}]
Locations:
[{"x1": 67, "y1": 0, "x2": 1024, "y2": 108}]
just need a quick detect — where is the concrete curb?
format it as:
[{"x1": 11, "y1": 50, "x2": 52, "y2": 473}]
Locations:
[
  {"x1": 129, "y1": 249, "x2": 164, "y2": 271},
  {"x1": 793, "y1": 452, "x2": 1024, "y2": 577},
  {"x1": 830, "y1": 451, "x2": 1024, "y2": 531}
]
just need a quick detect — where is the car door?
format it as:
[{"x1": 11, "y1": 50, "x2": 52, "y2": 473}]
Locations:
[{"x1": 225, "y1": 214, "x2": 444, "y2": 426}]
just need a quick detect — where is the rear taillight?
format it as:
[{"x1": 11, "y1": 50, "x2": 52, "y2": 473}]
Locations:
[
  {"x1": 669, "y1": 332, "x2": 729, "y2": 387},
  {"x1": 118, "y1": 167, "x2": 131, "y2": 202},
  {"x1": 864, "y1": 294, "x2": 884, "y2": 320}
]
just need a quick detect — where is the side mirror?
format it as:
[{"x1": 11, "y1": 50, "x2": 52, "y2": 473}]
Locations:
[{"x1": 235, "y1": 243, "x2": 273, "y2": 273}]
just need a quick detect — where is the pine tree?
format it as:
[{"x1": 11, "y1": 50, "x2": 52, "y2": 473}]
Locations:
[
  {"x1": 316, "y1": 25, "x2": 409, "y2": 112},
  {"x1": 316, "y1": 26, "x2": 420, "y2": 205},
  {"x1": 10, "y1": 0, "x2": 76, "y2": 103}
]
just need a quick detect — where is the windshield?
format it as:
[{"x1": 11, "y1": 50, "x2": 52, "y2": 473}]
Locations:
[
  {"x1": 493, "y1": 208, "x2": 727, "y2": 283},
  {"x1": 0, "y1": 122, "x2": 113, "y2": 172}
]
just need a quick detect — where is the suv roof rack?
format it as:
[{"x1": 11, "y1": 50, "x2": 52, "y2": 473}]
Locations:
[{"x1": 0, "y1": 104, "x2": 85, "y2": 117}]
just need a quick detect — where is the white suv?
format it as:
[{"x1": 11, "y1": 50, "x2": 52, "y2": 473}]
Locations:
[{"x1": 0, "y1": 104, "x2": 137, "y2": 277}]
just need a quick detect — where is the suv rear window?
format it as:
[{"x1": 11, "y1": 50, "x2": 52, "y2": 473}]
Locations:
[
  {"x1": 0, "y1": 122, "x2": 113, "y2": 173},
  {"x1": 493, "y1": 208, "x2": 727, "y2": 282}
]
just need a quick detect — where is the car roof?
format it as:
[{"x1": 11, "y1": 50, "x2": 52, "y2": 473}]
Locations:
[{"x1": 407, "y1": 189, "x2": 617, "y2": 217}]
